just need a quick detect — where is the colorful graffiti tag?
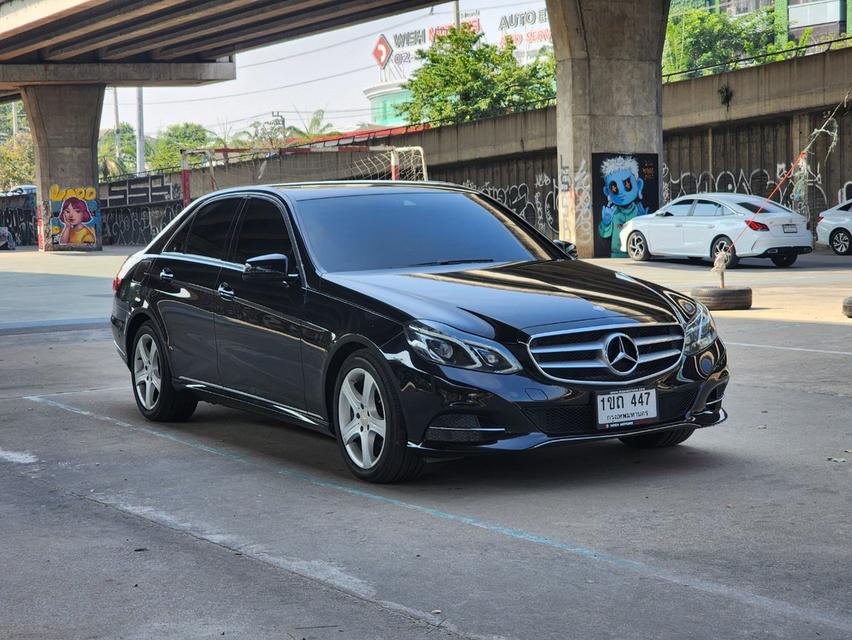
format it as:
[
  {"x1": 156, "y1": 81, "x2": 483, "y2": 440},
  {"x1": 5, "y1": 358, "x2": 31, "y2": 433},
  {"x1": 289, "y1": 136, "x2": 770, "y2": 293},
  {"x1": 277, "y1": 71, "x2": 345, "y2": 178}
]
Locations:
[
  {"x1": 592, "y1": 154, "x2": 659, "y2": 258},
  {"x1": 48, "y1": 185, "x2": 100, "y2": 247}
]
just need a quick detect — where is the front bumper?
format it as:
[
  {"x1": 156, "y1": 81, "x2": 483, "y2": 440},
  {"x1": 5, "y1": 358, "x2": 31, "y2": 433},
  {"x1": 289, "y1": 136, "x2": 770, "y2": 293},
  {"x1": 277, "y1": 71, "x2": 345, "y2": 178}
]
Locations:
[{"x1": 384, "y1": 336, "x2": 729, "y2": 455}]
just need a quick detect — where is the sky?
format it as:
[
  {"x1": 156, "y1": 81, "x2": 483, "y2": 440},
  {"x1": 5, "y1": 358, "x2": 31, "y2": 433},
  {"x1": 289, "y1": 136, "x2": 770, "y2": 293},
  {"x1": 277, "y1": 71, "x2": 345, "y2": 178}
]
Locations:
[{"x1": 100, "y1": 0, "x2": 550, "y2": 138}]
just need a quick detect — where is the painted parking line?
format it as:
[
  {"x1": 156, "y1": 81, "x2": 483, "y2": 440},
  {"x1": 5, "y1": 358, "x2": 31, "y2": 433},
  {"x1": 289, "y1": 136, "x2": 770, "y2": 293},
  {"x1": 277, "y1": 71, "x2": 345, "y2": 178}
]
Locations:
[
  {"x1": 18, "y1": 393, "x2": 852, "y2": 635},
  {"x1": 727, "y1": 342, "x2": 852, "y2": 357}
]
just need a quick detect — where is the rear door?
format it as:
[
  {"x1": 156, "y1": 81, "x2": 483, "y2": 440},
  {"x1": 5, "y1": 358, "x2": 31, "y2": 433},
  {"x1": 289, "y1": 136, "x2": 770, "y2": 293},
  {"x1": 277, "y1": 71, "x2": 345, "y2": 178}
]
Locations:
[
  {"x1": 682, "y1": 199, "x2": 723, "y2": 255},
  {"x1": 646, "y1": 199, "x2": 693, "y2": 254},
  {"x1": 151, "y1": 196, "x2": 244, "y2": 385},
  {"x1": 215, "y1": 195, "x2": 307, "y2": 411}
]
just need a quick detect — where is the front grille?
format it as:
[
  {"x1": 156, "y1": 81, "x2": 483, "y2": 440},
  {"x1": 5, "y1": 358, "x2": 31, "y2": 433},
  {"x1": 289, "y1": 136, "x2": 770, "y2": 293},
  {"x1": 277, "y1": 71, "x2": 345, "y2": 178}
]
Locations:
[
  {"x1": 523, "y1": 387, "x2": 698, "y2": 436},
  {"x1": 528, "y1": 322, "x2": 684, "y2": 384}
]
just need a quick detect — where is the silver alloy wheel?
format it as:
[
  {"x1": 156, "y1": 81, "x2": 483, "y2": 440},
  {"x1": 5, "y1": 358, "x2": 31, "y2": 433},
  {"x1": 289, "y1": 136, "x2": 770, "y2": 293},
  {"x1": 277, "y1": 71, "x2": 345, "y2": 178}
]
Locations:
[
  {"x1": 337, "y1": 367, "x2": 386, "y2": 470},
  {"x1": 832, "y1": 230, "x2": 850, "y2": 254},
  {"x1": 627, "y1": 233, "x2": 645, "y2": 259},
  {"x1": 133, "y1": 333, "x2": 162, "y2": 410}
]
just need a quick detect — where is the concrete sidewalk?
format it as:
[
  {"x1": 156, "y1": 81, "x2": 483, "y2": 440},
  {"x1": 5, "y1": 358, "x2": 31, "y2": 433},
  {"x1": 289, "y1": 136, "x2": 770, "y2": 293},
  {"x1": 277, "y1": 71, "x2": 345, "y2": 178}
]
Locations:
[{"x1": 0, "y1": 246, "x2": 137, "y2": 332}]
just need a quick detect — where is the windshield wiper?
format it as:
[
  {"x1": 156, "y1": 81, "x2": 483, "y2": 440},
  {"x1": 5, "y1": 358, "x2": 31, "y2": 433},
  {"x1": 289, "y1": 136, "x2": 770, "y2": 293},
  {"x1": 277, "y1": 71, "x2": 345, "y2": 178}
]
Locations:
[{"x1": 408, "y1": 258, "x2": 495, "y2": 267}]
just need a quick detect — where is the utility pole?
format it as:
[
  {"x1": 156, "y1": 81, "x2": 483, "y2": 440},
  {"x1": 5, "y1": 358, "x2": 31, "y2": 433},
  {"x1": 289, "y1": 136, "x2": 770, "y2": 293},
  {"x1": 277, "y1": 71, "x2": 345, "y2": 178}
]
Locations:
[
  {"x1": 136, "y1": 87, "x2": 145, "y2": 175},
  {"x1": 453, "y1": 1, "x2": 460, "y2": 29},
  {"x1": 11, "y1": 101, "x2": 18, "y2": 136},
  {"x1": 272, "y1": 110, "x2": 287, "y2": 145},
  {"x1": 113, "y1": 87, "x2": 121, "y2": 167}
]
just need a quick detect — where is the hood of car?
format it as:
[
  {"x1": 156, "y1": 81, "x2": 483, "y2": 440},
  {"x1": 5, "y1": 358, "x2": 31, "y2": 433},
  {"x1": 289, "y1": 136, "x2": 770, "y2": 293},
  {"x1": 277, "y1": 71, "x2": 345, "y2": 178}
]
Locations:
[{"x1": 322, "y1": 260, "x2": 681, "y2": 339}]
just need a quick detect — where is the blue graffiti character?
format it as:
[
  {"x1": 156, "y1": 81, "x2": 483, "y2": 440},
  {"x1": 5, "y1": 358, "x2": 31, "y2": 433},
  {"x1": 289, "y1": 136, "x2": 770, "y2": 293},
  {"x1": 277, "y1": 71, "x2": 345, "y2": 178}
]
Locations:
[{"x1": 598, "y1": 156, "x2": 648, "y2": 257}]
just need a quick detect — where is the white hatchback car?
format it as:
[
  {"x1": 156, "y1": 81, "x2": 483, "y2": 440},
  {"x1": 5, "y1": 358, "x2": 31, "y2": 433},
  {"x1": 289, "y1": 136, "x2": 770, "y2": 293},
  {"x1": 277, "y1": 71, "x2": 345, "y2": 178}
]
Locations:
[
  {"x1": 620, "y1": 193, "x2": 813, "y2": 267},
  {"x1": 815, "y1": 199, "x2": 852, "y2": 255}
]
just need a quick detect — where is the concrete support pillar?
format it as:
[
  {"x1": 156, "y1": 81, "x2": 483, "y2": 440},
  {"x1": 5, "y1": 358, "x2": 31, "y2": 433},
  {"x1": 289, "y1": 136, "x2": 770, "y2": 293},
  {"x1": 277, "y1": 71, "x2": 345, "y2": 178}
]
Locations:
[
  {"x1": 20, "y1": 84, "x2": 104, "y2": 251},
  {"x1": 547, "y1": 0, "x2": 670, "y2": 257}
]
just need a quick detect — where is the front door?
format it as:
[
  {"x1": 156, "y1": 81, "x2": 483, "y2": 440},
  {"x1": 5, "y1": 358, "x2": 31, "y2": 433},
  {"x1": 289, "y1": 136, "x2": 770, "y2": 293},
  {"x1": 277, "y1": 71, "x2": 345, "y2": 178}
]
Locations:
[
  {"x1": 682, "y1": 199, "x2": 723, "y2": 256},
  {"x1": 151, "y1": 196, "x2": 243, "y2": 385},
  {"x1": 648, "y1": 199, "x2": 693, "y2": 254},
  {"x1": 215, "y1": 196, "x2": 306, "y2": 411}
]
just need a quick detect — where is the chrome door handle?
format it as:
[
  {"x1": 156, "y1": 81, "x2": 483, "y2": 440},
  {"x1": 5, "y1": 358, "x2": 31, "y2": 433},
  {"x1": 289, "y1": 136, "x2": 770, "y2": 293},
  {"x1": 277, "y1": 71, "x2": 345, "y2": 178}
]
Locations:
[
  {"x1": 159, "y1": 268, "x2": 174, "y2": 281},
  {"x1": 217, "y1": 283, "x2": 235, "y2": 301}
]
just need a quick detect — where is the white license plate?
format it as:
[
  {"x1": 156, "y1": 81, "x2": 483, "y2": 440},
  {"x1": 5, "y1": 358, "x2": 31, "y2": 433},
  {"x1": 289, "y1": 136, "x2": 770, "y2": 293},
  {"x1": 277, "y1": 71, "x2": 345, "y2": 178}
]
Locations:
[
  {"x1": 596, "y1": 388, "x2": 658, "y2": 428},
  {"x1": 783, "y1": 224, "x2": 797, "y2": 233}
]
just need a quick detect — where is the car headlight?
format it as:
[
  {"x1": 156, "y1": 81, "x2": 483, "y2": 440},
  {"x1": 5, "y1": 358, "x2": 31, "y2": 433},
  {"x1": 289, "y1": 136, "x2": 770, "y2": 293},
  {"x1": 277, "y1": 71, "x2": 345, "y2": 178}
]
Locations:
[
  {"x1": 404, "y1": 321, "x2": 521, "y2": 374},
  {"x1": 683, "y1": 302, "x2": 718, "y2": 356}
]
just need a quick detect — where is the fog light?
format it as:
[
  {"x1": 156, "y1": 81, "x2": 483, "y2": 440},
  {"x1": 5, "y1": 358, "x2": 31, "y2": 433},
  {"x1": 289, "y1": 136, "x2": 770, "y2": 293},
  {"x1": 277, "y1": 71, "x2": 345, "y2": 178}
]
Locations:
[{"x1": 699, "y1": 352, "x2": 715, "y2": 376}]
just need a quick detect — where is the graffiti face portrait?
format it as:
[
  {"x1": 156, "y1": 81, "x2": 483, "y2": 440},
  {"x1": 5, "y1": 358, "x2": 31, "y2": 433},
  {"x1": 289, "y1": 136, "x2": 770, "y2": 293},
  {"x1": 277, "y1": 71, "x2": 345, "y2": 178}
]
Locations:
[
  {"x1": 60, "y1": 197, "x2": 93, "y2": 227},
  {"x1": 604, "y1": 167, "x2": 644, "y2": 207}
]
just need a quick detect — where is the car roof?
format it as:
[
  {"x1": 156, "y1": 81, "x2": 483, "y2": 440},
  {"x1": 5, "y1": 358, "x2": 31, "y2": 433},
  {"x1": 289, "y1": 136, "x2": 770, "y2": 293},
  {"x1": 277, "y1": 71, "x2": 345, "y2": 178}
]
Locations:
[
  {"x1": 672, "y1": 192, "x2": 780, "y2": 205},
  {"x1": 202, "y1": 181, "x2": 473, "y2": 203}
]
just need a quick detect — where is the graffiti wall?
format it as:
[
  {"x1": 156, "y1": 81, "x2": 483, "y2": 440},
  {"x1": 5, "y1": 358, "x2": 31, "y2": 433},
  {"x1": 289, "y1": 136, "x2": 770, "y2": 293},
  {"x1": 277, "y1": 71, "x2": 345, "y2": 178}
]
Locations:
[
  {"x1": 0, "y1": 193, "x2": 37, "y2": 246},
  {"x1": 592, "y1": 154, "x2": 659, "y2": 258},
  {"x1": 429, "y1": 154, "x2": 560, "y2": 239},
  {"x1": 46, "y1": 185, "x2": 100, "y2": 248},
  {"x1": 101, "y1": 201, "x2": 182, "y2": 246},
  {"x1": 101, "y1": 174, "x2": 180, "y2": 208}
]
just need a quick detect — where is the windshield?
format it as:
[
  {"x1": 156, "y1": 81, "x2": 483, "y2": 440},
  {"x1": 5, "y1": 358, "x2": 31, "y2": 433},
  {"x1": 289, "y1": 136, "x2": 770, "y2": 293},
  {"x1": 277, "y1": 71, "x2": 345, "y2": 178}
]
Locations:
[{"x1": 294, "y1": 191, "x2": 557, "y2": 272}]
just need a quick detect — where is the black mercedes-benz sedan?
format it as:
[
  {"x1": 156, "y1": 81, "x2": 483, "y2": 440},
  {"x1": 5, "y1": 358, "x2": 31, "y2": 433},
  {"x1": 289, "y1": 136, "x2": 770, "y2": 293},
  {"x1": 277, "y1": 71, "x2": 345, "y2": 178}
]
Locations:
[{"x1": 111, "y1": 182, "x2": 728, "y2": 483}]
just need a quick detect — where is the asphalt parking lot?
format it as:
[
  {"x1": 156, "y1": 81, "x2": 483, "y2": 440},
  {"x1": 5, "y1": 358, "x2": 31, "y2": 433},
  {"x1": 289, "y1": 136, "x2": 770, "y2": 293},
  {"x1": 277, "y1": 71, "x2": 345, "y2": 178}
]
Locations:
[{"x1": 1, "y1": 247, "x2": 850, "y2": 639}]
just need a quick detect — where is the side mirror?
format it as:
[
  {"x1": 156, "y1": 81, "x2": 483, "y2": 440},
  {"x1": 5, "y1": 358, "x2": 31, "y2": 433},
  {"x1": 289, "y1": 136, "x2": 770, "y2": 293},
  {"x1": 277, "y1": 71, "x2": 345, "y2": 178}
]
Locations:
[
  {"x1": 243, "y1": 253, "x2": 298, "y2": 283},
  {"x1": 553, "y1": 240, "x2": 579, "y2": 260}
]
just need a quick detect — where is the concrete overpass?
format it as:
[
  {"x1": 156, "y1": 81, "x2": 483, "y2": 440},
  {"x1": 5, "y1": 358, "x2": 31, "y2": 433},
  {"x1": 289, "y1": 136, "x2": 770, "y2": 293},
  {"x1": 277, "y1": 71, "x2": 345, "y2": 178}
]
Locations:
[{"x1": 0, "y1": 0, "x2": 671, "y2": 254}]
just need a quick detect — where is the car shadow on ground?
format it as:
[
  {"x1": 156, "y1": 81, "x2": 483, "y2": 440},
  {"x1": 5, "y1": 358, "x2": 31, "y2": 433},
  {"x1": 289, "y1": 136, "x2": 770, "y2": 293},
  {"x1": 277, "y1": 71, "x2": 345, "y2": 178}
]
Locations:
[{"x1": 99, "y1": 394, "x2": 741, "y2": 494}]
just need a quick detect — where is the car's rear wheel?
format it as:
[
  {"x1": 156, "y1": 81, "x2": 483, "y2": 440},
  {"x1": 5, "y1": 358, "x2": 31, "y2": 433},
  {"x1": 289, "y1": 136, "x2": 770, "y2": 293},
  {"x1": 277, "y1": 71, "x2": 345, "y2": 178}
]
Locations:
[
  {"x1": 829, "y1": 228, "x2": 851, "y2": 255},
  {"x1": 771, "y1": 254, "x2": 798, "y2": 267},
  {"x1": 711, "y1": 236, "x2": 739, "y2": 268},
  {"x1": 131, "y1": 322, "x2": 197, "y2": 422},
  {"x1": 619, "y1": 427, "x2": 695, "y2": 449},
  {"x1": 333, "y1": 352, "x2": 423, "y2": 483},
  {"x1": 626, "y1": 231, "x2": 651, "y2": 261}
]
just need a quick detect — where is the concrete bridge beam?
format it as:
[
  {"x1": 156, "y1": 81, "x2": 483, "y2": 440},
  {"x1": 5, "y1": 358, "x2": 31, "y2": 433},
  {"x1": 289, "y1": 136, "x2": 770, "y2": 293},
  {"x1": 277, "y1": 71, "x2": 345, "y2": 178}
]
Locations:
[
  {"x1": 547, "y1": 0, "x2": 670, "y2": 257},
  {"x1": 21, "y1": 84, "x2": 104, "y2": 251}
]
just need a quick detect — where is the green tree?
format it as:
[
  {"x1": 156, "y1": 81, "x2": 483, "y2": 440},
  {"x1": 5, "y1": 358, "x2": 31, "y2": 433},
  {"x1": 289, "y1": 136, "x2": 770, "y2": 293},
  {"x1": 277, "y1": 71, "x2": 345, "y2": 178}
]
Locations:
[
  {"x1": 98, "y1": 121, "x2": 139, "y2": 179},
  {"x1": 397, "y1": 25, "x2": 555, "y2": 126},
  {"x1": 288, "y1": 109, "x2": 339, "y2": 141},
  {"x1": 0, "y1": 101, "x2": 29, "y2": 144},
  {"x1": 663, "y1": 7, "x2": 811, "y2": 79},
  {"x1": 0, "y1": 133, "x2": 35, "y2": 191},
  {"x1": 148, "y1": 122, "x2": 210, "y2": 170},
  {"x1": 247, "y1": 118, "x2": 289, "y2": 148}
]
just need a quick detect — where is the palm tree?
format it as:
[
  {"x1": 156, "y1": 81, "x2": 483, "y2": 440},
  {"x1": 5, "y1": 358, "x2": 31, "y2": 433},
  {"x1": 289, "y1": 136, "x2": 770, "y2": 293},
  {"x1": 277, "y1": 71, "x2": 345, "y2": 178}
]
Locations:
[
  {"x1": 288, "y1": 109, "x2": 339, "y2": 142},
  {"x1": 207, "y1": 119, "x2": 251, "y2": 164}
]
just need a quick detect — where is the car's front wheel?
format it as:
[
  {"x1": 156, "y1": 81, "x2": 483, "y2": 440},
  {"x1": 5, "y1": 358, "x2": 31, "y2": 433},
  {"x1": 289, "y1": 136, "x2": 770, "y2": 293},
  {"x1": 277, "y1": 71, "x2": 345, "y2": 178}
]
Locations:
[
  {"x1": 131, "y1": 322, "x2": 197, "y2": 422},
  {"x1": 333, "y1": 352, "x2": 423, "y2": 483},
  {"x1": 619, "y1": 427, "x2": 695, "y2": 449},
  {"x1": 830, "y1": 228, "x2": 851, "y2": 255},
  {"x1": 771, "y1": 254, "x2": 798, "y2": 267},
  {"x1": 626, "y1": 231, "x2": 651, "y2": 261}
]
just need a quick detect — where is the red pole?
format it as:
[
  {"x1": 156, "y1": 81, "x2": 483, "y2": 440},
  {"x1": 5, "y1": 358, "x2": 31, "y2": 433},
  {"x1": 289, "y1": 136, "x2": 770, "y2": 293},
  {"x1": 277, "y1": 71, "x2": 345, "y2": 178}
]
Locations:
[{"x1": 180, "y1": 151, "x2": 191, "y2": 207}]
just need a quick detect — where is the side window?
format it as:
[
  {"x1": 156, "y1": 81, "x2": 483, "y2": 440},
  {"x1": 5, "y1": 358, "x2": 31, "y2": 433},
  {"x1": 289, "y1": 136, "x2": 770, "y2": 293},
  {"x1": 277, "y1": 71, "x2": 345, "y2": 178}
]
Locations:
[
  {"x1": 164, "y1": 218, "x2": 191, "y2": 253},
  {"x1": 692, "y1": 200, "x2": 721, "y2": 217},
  {"x1": 233, "y1": 198, "x2": 294, "y2": 266},
  {"x1": 185, "y1": 198, "x2": 241, "y2": 259},
  {"x1": 840, "y1": 201, "x2": 852, "y2": 212},
  {"x1": 666, "y1": 200, "x2": 694, "y2": 217}
]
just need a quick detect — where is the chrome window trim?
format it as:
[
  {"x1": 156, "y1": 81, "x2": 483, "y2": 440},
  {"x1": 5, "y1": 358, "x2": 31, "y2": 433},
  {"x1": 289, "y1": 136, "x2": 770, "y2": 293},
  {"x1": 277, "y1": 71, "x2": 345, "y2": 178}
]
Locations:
[{"x1": 526, "y1": 322, "x2": 685, "y2": 387}]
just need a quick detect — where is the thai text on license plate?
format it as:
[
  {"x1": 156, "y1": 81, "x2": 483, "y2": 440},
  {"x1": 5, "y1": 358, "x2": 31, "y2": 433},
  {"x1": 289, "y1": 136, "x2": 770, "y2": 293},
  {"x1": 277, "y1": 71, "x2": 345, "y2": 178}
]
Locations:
[{"x1": 596, "y1": 388, "x2": 658, "y2": 428}]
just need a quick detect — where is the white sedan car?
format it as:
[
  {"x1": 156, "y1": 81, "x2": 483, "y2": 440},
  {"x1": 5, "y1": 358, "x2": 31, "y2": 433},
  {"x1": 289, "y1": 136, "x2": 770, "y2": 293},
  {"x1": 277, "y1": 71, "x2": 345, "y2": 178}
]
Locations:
[
  {"x1": 620, "y1": 193, "x2": 813, "y2": 267},
  {"x1": 815, "y1": 199, "x2": 852, "y2": 255}
]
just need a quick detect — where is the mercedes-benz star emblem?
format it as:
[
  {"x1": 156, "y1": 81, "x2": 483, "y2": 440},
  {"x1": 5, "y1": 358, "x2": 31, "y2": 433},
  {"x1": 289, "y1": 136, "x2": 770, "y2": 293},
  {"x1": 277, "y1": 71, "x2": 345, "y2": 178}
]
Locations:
[{"x1": 603, "y1": 333, "x2": 640, "y2": 375}]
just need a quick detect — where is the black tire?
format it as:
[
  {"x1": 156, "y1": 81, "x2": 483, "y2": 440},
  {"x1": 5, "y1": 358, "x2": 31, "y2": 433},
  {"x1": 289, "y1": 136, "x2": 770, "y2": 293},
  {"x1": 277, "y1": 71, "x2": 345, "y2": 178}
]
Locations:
[
  {"x1": 690, "y1": 286, "x2": 753, "y2": 311},
  {"x1": 332, "y1": 351, "x2": 424, "y2": 483},
  {"x1": 619, "y1": 427, "x2": 695, "y2": 449},
  {"x1": 829, "y1": 228, "x2": 852, "y2": 255},
  {"x1": 130, "y1": 322, "x2": 197, "y2": 422},
  {"x1": 770, "y1": 254, "x2": 798, "y2": 267},
  {"x1": 843, "y1": 297, "x2": 852, "y2": 319},
  {"x1": 626, "y1": 231, "x2": 651, "y2": 261},
  {"x1": 711, "y1": 236, "x2": 739, "y2": 268}
]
